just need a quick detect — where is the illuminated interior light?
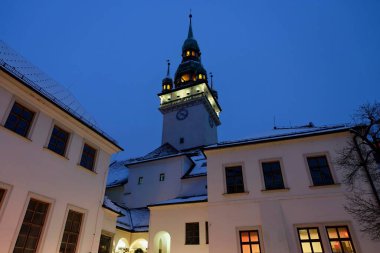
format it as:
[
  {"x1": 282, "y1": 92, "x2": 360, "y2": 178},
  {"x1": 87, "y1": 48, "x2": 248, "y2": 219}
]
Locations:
[{"x1": 186, "y1": 51, "x2": 190, "y2": 56}]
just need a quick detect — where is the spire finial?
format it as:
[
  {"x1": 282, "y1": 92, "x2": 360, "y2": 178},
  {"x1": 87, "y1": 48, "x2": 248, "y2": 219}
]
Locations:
[
  {"x1": 188, "y1": 10, "x2": 194, "y2": 39},
  {"x1": 210, "y1": 72, "x2": 214, "y2": 89},
  {"x1": 166, "y1": 59, "x2": 171, "y2": 77}
]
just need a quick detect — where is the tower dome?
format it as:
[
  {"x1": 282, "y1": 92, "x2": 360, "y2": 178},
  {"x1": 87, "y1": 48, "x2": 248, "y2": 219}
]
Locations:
[{"x1": 174, "y1": 14, "x2": 208, "y2": 87}]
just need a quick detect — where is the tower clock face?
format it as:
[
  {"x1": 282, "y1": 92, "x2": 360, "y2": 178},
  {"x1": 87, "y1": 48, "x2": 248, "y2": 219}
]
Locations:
[{"x1": 176, "y1": 108, "x2": 189, "y2": 120}]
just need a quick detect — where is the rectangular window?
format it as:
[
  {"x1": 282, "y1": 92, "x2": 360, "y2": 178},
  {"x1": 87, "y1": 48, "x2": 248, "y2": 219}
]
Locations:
[
  {"x1": 138, "y1": 177, "x2": 143, "y2": 185},
  {"x1": 0, "y1": 188, "x2": 5, "y2": 204},
  {"x1": 185, "y1": 222, "x2": 199, "y2": 245},
  {"x1": 297, "y1": 227, "x2": 324, "y2": 253},
  {"x1": 60, "y1": 210, "x2": 83, "y2": 253},
  {"x1": 13, "y1": 199, "x2": 49, "y2": 253},
  {"x1": 48, "y1": 125, "x2": 70, "y2": 156},
  {"x1": 239, "y1": 230, "x2": 261, "y2": 253},
  {"x1": 80, "y1": 144, "x2": 97, "y2": 171},
  {"x1": 98, "y1": 234, "x2": 112, "y2": 253},
  {"x1": 326, "y1": 226, "x2": 356, "y2": 253},
  {"x1": 225, "y1": 166, "x2": 244, "y2": 194},
  {"x1": 4, "y1": 102, "x2": 35, "y2": 137},
  {"x1": 262, "y1": 161, "x2": 285, "y2": 190},
  {"x1": 205, "y1": 222, "x2": 209, "y2": 244},
  {"x1": 159, "y1": 173, "x2": 165, "y2": 182},
  {"x1": 307, "y1": 156, "x2": 334, "y2": 186}
]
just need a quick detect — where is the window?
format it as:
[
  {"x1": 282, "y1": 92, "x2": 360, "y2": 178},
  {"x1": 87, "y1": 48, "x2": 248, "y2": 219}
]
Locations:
[
  {"x1": 4, "y1": 102, "x2": 35, "y2": 137},
  {"x1": 239, "y1": 230, "x2": 261, "y2": 253},
  {"x1": 60, "y1": 210, "x2": 83, "y2": 253},
  {"x1": 297, "y1": 227, "x2": 324, "y2": 253},
  {"x1": 13, "y1": 199, "x2": 49, "y2": 253},
  {"x1": 98, "y1": 234, "x2": 112, "y2": 253},
  {"x1": 307, "y1": 156, "x2": 334, "y2": 186},
  {"x1": 185, "y1": 222, "x2": 199, "y2": 245},
  {"x1": 0, "y1": 188, "x2": 5, "y2": 206},
  {"x1": 159, "y1": 173, "x2": 165, "y2": 182},
  {"x1": 138, "y1": 177, "x2": 143, "y2": 185},
  {"x1": 261, "y1": 161, "x2": 285, "y2": 190},
  {"x1": 48, "y1": 125, "x2": 70, "y2": 156},
  {"x1": 80, "y1": 144, "x2": 97, "y2": 171},
  {"x1": 205, "y1": 222, "x2": 209, "y2": 244},
  {"x1": 326, "y1": 226, "x2": 356, "y2": 253},
  {"x1": 180, "y1": 137, "x2": 184, "y2": 144},
  {"x1": 225, "y1": 166, "x2": 244, "y2": 194}
]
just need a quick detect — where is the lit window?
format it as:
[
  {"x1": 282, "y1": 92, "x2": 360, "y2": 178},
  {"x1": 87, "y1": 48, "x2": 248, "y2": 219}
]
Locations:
[
  {"x1": 307, "y1": 156, "x2": 334, "y2": 186},
  {"x1": 239, "y1": 230, "x2": 261, "y2": 253},
  {"x1": 185, "y1": 222, "x2": 199, "y2": 245},
  {"x1": 138, "y1": 177, "x2": 143, "y2": 185},
  {"x1": 262, "y1": 161, "x2": 285, "y2": 190},
  {"x1": 80, "y1": 144, "x2": 97, "y2": 171},
  {"x1": 13, "y1": 199, "x2": 49, "y2": 253},
  {"x1": 297, "y1": 227, "x2": 324, "y2": 253},
  {"x1": 159, "y1": 173, "x2": 165, "y2": 182},
  {"x1": 326, "y1": 226, "x2": 356, "y2": 253},
  {"x1": 181, "y1": 74, "x2": 190, "y2": 82},
  {"x1": 186, "y1": 51, "x2": 191, "y2": 56},
  {"x1": 191, "y1": 51, "x2": 195, "y2": 56},
  {"x1": 48, "y1": 125, "x2": 70, "y2": 156},
  {"x1": 198, "y1": 74, "x2": 203, "y2": 79},
  {"x1": 4, "y1": 102, "x2": 35, "y2": 137},
  {"x1": 225, "y1": 166, "x2": 244, "y2": 194},
  {"x1": 60, "y1": 210, "x2": 83, "y2": 253}
]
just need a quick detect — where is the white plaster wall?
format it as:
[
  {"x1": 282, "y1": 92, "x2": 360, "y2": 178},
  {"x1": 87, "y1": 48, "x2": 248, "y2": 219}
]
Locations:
[
  {"x1": 0, "y1": 70, "x2": 119, "y2": 253},
  {"x1": 205, "y1": 132, "x2": 380, "y2": 253},
  {"x1": 149, "y1": 203, "x2": 209, "y2": 253},
  {"x1": 180, "y1": 177, "x2": 207, "y2": 197},
  {"x1": 124, "y1": 156, "x2": 189, "y2": 208},
  {"x1": 161, "y1": 102, "x2": 217, "y2": 150}
]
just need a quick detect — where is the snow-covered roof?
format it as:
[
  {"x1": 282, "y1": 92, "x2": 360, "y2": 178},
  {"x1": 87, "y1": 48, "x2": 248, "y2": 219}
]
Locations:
[
  {"x1": 182, "y1": 151, "x2": 207, "y2": 178},
  {"x1": 102, "y1": 196, "x2": 123, "y2": 215},
  {"x1": 126, "y1": 143, "x2": 183, "y2": 165},
  {"x1": 107, "y1": 160, "x2": 129, "y2": 187},
  {"x1": 149, "y1": 195, "x2": 208, "y2": 207},
  {"x1": 205, "y1": 125, "x2": 350, "y2": 150},
  {"x1": 116, "y1": 206, "x2": 149, "y2": 232},
  {"x1": 0, "y1": 40, "x2": 121, "y2": 150}
]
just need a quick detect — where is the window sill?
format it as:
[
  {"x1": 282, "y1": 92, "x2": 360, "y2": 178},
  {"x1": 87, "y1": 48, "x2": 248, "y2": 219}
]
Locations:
[
  {"x1": 0, "y1": 125, "x2": 32, "y2": 142},
  {"x1": 43, "y1": 147, "x2": 69, "y2": 160},
  {"x1": 222, "y1": 191, "x2": 249, "y2": 197},
  {"x1": 261, "y1": 188, "x2": 290, "y2": 192},
  {"x1": 309, "y1": 183, "x2": 341, "y2": 189},
  {"x1": 77, "y1": 164, "x2": 97, "y2": 175}
]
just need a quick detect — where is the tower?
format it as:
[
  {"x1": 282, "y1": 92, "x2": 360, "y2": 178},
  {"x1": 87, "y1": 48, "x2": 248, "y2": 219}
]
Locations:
[{"x1": 159, "y1": 14, "x2": 221, "y2": 150}]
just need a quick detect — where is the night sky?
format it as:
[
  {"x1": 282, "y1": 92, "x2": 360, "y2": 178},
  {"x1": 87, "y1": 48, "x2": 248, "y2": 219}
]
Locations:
[{"x1": 1, "y1": 1, "x2": 379, "y2": 160}]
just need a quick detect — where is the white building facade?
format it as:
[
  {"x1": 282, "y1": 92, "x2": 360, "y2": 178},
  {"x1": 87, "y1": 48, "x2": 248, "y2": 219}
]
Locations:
[{"x1": 0, "y1": 41, "x2": 122, "y2": 253}]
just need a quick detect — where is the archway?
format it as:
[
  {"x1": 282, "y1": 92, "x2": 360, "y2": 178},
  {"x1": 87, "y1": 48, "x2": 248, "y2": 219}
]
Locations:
[
  {"x1": 115, "y1": 238, "x2": 129, "y2": 253},
  {"x1": 153, "y1": 231, "x2": 171, "y2": 253},
  {"x1": 130, "y1": 238, "x2": 148, "y2": 253}
]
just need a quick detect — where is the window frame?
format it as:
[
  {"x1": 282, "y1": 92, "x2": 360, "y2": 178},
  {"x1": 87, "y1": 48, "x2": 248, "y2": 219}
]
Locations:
[
  {"x1": 223, "y1": 163, "x2": 247, "y2": 195},
  {"x1": 326, "y1": 225, "x2": 357, "y2": 253},
  {"x1": 236, "y1": 226, "x2": 264, "y2": 253},
  {"x1": 297, "y1": 227, "x2": 325, "y2": 253},
  {"x1": 1, "y1": 99, "x2": 38, "y2": 139},
  {"x1": 138, "y1": 177, "x2": 143, "y2": 185},
  {"x1": 57, "y1": 205, "x2": 87, "y2": 253},
  {"x1": 46, "y1": 123, "x2": 71, "y2": 158},
  {"x1": 159, "y1": 173, "x2": 165, "y2": 182},
  {"x1": 294, "y1": 223, "x2": 359, "y2": 253},
  {"x1": 303, "y1": 152, "x2": 337, "y2": 187},
  {"x1": 79, "y1": 142, "x2": 98, "y2": 172},
  {"x1": 0, "y1": 181, "x2": 13, "y2": 222},
  {"x1": 11, "y1": 192, "x2": 54, "y2": 253},
  {"x1": 259, "y1": 158, "x2": 287, "y2": 191},
  {"x1": 98, "y1": 232, "x2": 114, "y2": 253},
  {"x1": 185, "y1": 222, "x2": 200, "y2": 245}
]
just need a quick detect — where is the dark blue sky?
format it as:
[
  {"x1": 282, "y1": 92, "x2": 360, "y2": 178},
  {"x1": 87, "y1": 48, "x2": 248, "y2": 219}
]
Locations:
[{"x1": 1, "y1": 1, "x2": 379, "y2": 160}]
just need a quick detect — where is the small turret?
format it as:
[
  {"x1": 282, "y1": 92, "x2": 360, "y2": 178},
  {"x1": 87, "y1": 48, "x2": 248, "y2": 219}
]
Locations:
[{"x1": 162, "y1": 60, "x2": 173, "y2": 92}]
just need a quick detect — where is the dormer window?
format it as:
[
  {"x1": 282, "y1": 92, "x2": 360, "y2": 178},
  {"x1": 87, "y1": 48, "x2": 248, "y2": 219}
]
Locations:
[
  {"x1": 181, "y1": 74, "x2": 190, "y2": 82},
  {"x1": 186, "y1": 51, "x2": 191, "y2": 56}
]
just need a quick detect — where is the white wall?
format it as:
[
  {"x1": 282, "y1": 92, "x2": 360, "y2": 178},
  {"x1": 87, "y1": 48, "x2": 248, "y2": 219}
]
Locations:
[
  {"x1": 205, "y1": 132, "x2": 380, "y2": 253},
  {"x1": 149, "y1": 203, "x2": 209, "y2": 253},
  {"x1": 0, "y1": 70, "x2": 120, "y2": 253}
]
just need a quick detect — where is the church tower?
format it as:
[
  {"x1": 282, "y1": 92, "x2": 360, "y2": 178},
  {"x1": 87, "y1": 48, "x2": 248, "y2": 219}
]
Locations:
[{"x1": 158, "y1": 14, "x2": 221, "y2": 150}]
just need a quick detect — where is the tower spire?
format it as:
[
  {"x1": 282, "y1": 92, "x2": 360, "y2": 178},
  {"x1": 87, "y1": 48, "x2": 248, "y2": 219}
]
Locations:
[
  {"x1": 188, "y1": 11, "x2": 194, "y2": 39},
  {"x1": 210, "y1": 72, "x2": 214, "y2": 89},
  {"x1": 166, "y1": 59, "x2": 171, "y2": 77}
]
